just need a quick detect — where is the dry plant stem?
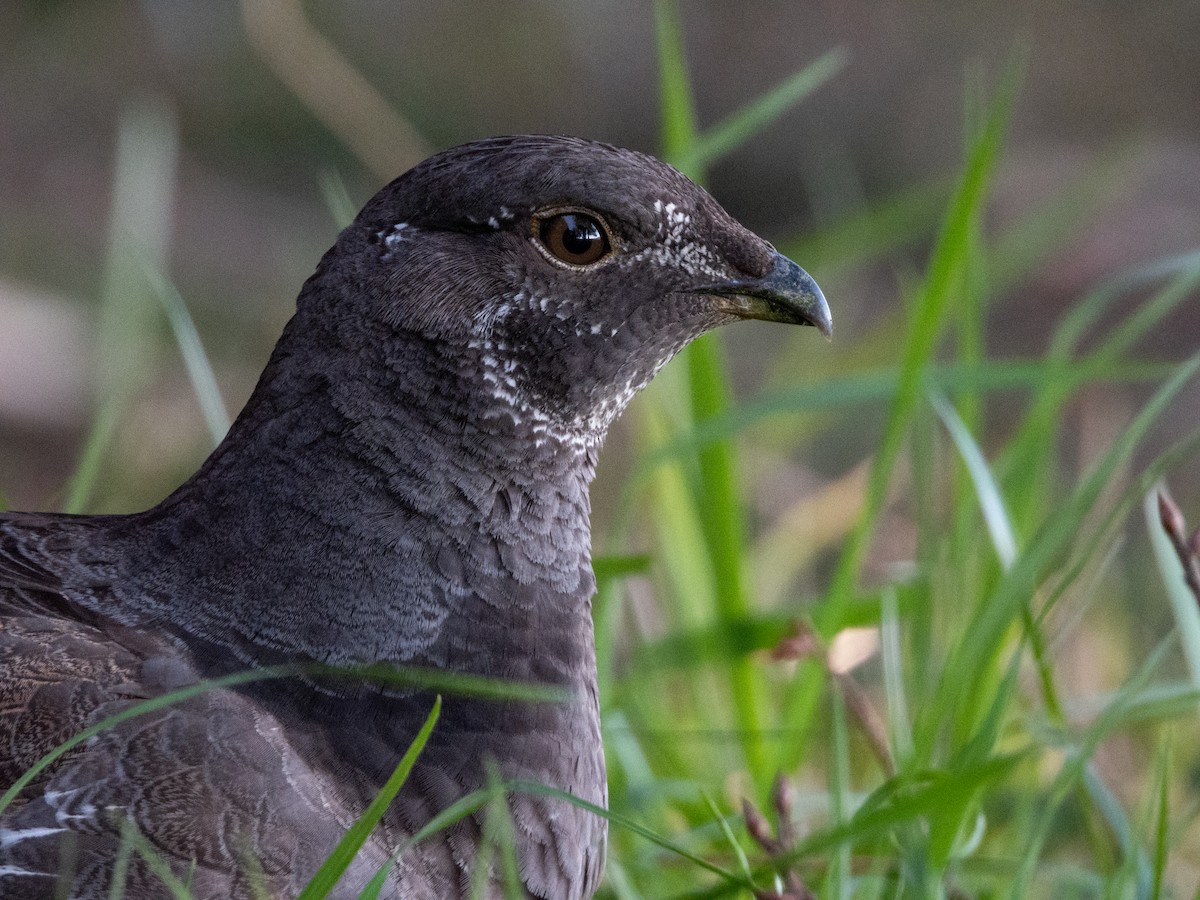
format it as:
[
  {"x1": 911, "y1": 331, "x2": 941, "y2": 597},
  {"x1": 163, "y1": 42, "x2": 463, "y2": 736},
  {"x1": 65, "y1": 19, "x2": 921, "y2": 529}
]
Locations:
[
  {"x1": 772, "y1": 620, "x2": 896, "y2": 776},
  {"x1": 747, "y1": 611, "x2": 904, "y2": 900},
  {"x1": 1158, "y1": 489, "x2": 1200, "y2": 604},
  {"x1": 240, "y1": 0, "x2": 432, "y2": 180},
  {"x1": 771, "y1": 774, "x2": 796, "y2": 849},
  {"x1": 742, "y1": 787, "x2": 815, "y2": 900},
  {"x1": 833, "y1": 669, "x2": 896, "y2": 777}
]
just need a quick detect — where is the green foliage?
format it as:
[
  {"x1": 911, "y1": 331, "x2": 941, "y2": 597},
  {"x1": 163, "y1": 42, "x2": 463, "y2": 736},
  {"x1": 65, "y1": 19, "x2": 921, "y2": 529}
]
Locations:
[
  {"x1": 298, "y1": 697, "x2": 440, "y2": 900},
  {"x1": 63, "y1": 101, "x2": 179, "y2": 514},
  {"x1": 594, "y1": 13, "x2": 1200, "y2": 900}
]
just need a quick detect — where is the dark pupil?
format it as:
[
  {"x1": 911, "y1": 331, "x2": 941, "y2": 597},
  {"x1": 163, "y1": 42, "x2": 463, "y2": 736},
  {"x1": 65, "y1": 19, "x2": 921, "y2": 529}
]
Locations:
[{"x1": 560, "y1": 214, "x2": 601, "y2": 255}]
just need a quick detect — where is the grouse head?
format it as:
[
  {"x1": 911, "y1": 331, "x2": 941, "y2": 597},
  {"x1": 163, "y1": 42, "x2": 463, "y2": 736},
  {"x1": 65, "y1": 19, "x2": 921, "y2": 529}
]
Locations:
[{"x1": 300, "y1": 135, "x2": 830, "y2": 446}]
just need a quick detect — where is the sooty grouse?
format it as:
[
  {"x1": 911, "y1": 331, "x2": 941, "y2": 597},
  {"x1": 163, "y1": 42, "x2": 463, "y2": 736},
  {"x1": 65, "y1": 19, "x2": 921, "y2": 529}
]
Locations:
[{"x1": 0, "y1": 135, "x2": 830, "y2": 899}]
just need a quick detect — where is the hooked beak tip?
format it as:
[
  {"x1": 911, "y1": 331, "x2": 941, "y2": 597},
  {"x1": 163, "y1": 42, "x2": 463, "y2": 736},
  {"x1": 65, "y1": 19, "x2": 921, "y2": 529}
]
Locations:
[{"x1": 698, "y1": 252, "x2": 832, "y2": 337}]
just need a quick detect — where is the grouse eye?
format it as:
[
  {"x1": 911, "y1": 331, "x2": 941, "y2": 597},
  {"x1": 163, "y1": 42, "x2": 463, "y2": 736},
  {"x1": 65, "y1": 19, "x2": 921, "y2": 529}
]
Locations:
[{"x1": 536, "y1": 212, "x2": 612, "y2": 267}]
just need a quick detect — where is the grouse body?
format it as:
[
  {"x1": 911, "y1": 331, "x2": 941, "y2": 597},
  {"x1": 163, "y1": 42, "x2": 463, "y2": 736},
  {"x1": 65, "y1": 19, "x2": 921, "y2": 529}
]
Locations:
[{"x1": 0, "y1": 135, "x2": 830, "y2": 898}]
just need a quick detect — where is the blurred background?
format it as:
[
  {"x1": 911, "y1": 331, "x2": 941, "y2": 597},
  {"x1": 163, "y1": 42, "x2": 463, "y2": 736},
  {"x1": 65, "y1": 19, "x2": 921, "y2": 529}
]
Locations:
[
  {"x1": 4, "y1": 2, "x2": 1200, "y2": 892},
  {"x1": 2, "y1": 0, "x2": 1198, "y2": 512}
]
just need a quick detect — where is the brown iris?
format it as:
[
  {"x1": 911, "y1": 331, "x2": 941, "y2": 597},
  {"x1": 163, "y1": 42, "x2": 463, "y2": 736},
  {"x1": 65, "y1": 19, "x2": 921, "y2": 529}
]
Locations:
[{"x1": 536, "y1": 212, "x2": 612, "y2": 267}]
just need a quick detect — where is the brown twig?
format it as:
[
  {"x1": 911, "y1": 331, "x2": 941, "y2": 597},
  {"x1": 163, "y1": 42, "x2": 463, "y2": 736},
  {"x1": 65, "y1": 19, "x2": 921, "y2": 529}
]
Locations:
[
  {"x1": 742, "y1": 622, "x2": 898, "y2": 899},
  {"x1": 739, "y1": 625, "x2": 904, "y2": 897},
  {"x1": 1158, "y1": 489, "x2": 1200, "y2": 605},
  {"x1": 771, "y1": 620, "x2": 895, "y2": 776},
  {"x1": 742, "y1": 776, "x2": 815, "y2": 900}
]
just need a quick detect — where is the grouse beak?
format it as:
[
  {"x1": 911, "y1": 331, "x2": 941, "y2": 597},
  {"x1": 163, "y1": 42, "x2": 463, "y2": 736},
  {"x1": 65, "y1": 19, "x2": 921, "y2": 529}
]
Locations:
[{"x1": 697, "y1": 252, "x2": 832, "y2": 339}]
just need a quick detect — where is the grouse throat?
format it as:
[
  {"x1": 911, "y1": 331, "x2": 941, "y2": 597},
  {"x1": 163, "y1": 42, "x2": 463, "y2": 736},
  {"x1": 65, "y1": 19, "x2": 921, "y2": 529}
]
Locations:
[{"x1": 0, "y1": 135, "x2": 830, "y2": 900}]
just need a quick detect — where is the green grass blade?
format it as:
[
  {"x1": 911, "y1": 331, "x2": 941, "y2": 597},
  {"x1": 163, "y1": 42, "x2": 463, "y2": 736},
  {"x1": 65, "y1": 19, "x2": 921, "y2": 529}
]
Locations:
[
  {"x1": 685, "y1": 335, "x2": 768, "y2": 778},
  {"x1": 699, "y1": 789, "x2": 753, "y2": 886},
  {"x1": 1094, "y1": 257, "x2": 1200, "y2": 361},
  {"x1": 954, "y1": 645, "x2": 1024, "y2": 769},
  {"x1": 600, "y1": 859, "x2": 645, "y2": 900},
  {"x1": 338, "y1": 663, "x2": 568, "y2": 703},
  {"x1": 636, "y1": 399, "x2": 716, "y2": 630},
  {"x1": 63, "y1": 404, "x2": 121, "y2": 515},
  {"x1": 64, "y1": 99, "x2": 179, "y2": 513},
  {"x1": 593, "y1": 553, "x2": 653, "y2": 584},
  {"x1": 881, "y1": 588, "x2": 913, "y2": 763},
  {"x1": 140, "y1": 258, "x2": 231, "y2": 446},
  {"x1": 236, "y1": 843, "x2": 272, "y2": 900},
  {"x1": 482, "y1": 762, "x2": 524, "y2": 899},
  {"x1": 406, "y1": 788, "x2": 491, "y2": 846},
  {"x1": 1150, "y1": 733, "x2": 1171, "y2": 900},
  {"x1": 357, "y1": 864, "x2": 391, "y2": 899},
  {"x1": 678, "y1": 48, "x2": 847, "y2": 174},
  {"x1": 825, "y1": 690, "x2": 851, "y2": 900},
  {"x1": 623, "y1": 611, "x2": 797, "y2": 675},
  {"x1": 1044, "y1": 250, "x2": 1200, "y2": 365},
  {"x1": 107, "y1": 819, "x2": 136, "y2": 900},
  {"x1": 621, "y1": 397, "x2": 720, "y2": 775},
  {"x1": 398, "y1": 775, "x2": 751, "y2": 893},
  {"x1": 929, "y1": 388, "x2": 1017, "y2": 568},
  {"x1": 1092, "y1": 683, "x2": 1200, "y2": 731},
  {"x1": 654, "y1": 0, "x2": 699, "y2": 165},
  {"x1": 318, "y1": 167, "x2": 359, "y2": 229},
  {"x1": 118, "y1": 817, "x2": 195, "y2": 899},
  {"x1": 298, "y1": 696, "x2": 441, "y2": 900},
  {"x1": 1082, "y1": 765, "x2": 1151, "y2": 899}
]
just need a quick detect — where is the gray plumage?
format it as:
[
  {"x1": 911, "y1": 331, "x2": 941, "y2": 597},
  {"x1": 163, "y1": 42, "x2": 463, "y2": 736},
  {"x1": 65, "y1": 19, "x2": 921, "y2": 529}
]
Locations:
[{"x1": 0, "y1": 135, "x2": 830, "y2": 899}]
